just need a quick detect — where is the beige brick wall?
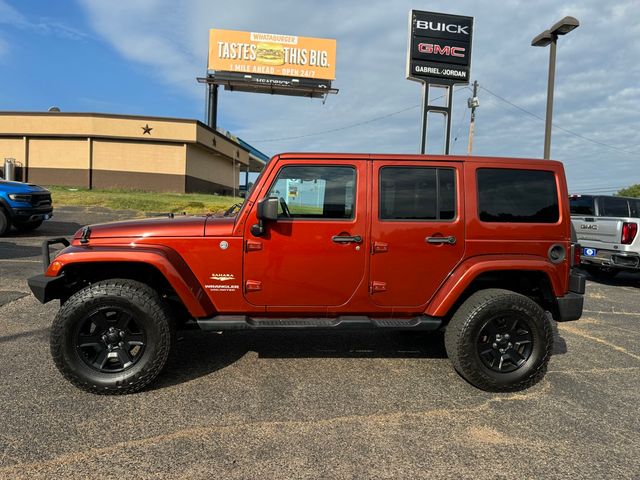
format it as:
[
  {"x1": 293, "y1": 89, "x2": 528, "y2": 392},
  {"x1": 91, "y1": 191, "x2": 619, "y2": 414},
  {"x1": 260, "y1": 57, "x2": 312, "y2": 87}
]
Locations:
[
  {"x1": 186, "y1": 144, "x2": 235, "y2": 188},
  {"x1": 0, "y1": 137, "x2": 26, "y2": 166},
  {"x1": 28, "y1": 138, "x2": 88, "y2": 169},
  {"x1": 92, "y1": 140, "x2": 186, "y2": 175}
]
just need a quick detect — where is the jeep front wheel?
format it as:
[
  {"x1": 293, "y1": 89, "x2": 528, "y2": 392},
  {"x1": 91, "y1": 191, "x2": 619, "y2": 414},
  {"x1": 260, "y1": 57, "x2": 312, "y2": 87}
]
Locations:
[
  {"x1": 50, "y1": 279, "x2": 173, "y2": 394},
  {"x1": 444, "y1": 288, "x2": 553, "y2": 392}
]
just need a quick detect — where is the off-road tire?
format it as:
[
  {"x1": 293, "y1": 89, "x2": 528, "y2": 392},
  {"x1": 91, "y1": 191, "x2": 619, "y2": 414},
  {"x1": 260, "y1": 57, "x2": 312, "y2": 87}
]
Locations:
[
  {"x1": 50, "y1": 279, "x2": 173, "y2": 394},
  {"x1": 0, "y1": 209, "x2": 8, "y2": 236},
  {"x1": 444, "y1": 288, "x2": 553, "y2": 392},
  {"x1": 583, "y1": 265, "x2": 619, "y2": 280},
  {"x1": 14, "y1": 219, "x2": 43, "y2": 232}
]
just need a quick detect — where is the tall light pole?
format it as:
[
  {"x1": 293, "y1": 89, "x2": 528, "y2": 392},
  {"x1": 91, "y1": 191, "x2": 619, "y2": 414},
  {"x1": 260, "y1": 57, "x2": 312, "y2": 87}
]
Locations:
[{"x1": 531, "y1": 16, "x2": 579, "y2": 159}]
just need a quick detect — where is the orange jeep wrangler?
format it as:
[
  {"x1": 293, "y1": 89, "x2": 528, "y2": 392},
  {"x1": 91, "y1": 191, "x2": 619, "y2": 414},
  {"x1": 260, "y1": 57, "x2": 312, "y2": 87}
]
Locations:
[{"x1": 28, "y1": 153, "x2": 585, "y2": 394}]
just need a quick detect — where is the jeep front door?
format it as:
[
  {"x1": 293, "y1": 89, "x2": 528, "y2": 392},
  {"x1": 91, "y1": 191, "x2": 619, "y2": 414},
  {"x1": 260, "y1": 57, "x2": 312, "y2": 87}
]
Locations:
[
  {"x1": 369, "y1": 161, "x2": 465, "y2": 307},
  {"x1": 243, "y1": 161, "x2": 367, "y2": 308}
]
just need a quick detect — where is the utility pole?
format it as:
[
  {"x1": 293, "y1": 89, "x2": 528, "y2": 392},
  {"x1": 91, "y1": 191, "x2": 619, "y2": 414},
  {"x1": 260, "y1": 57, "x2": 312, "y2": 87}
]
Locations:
[{"x1": 467, "y1": 80, "x2": 479, "y2": 155}]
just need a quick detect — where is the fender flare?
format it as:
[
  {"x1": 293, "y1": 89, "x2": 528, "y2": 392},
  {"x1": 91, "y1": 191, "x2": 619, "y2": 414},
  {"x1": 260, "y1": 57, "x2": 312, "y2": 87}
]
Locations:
[
  {"x1": 50, "y1": 244, "x2": 215, "y2": 317},
  {"x1": 425, "y1": 255, "x2": 563, "y2": 317}
]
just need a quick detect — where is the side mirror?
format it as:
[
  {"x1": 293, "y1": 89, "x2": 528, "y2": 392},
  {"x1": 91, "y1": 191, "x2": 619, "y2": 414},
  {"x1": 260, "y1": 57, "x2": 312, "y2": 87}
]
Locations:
[
  {"x1": 257, "y1": 196, "x2": 279, "y2": 221},
  {"x1": 251, "y1": 196, "x2": 278, "y2": 236}
]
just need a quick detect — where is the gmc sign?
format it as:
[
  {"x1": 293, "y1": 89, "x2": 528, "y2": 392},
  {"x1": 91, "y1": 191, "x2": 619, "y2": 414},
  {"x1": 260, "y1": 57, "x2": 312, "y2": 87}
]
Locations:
[
  {"x1": 418, "y1": 44, "x2": 466, "y2": 57},
  {"x1": 407, "y1": 10, "x2": 473, "y2": 84}
]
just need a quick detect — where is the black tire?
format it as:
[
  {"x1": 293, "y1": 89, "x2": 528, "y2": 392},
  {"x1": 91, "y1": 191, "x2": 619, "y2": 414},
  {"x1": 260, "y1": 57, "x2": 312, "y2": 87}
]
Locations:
[
  {"x1": 444, "y1": 288, "x2": 553, "y2": 392},
  {"x1": 0, "y1": 209, "x2": 8, "y2": 236},
  {"x1": 583, "y1": 265, "x2": 619, "y2": 280},
  {"x1": 14, "y1": 219, "x2": 43, "y2": 232},
  {"x1": 50, "y1": 279, "x2": 173, "y2": 394}
]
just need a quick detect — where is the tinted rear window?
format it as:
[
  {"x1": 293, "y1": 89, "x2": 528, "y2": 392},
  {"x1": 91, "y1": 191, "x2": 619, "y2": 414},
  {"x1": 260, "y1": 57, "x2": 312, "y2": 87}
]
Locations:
[
  {"x1": 477, "y1": 168, "x2": 559, "y2": 223},
  {"x1": 599, "y1": 196, "x2": 630, "y2": 217},
  {"x1": 570, "y1": 196, "x2": 595, "y2": 215},
  {"x1": 379, "y1": 167, "x2": 456, "y2": 220}
]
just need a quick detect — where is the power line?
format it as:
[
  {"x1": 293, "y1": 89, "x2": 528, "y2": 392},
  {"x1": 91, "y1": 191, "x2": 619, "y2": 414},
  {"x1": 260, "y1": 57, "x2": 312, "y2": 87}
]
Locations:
[
  {"x1": 577, "y1": 186, "x2": 628, "y2": 193},
  {"x1": 479, "y1": 86, "x2": 639, "y2": 157},
  {"x1": 247, "y1": 88, "x2": 467, "y2": 143},
  {"x1": 247, "y1": 103, "x2": 421, "y2": 143},
  {"x1": 452, "y1": 103, "x2": 469, "y2": 145}
]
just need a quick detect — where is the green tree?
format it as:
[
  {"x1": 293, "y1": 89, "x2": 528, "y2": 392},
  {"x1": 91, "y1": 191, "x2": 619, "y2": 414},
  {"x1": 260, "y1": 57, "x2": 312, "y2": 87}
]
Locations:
[{"x1": 617, "y1": 184, "x2": 640, "y2": 197}]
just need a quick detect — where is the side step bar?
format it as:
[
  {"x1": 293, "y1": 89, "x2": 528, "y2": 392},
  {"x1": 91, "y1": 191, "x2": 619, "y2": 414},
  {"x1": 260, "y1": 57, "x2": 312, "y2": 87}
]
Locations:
[{"x1": 196, "y1": 315, "x2": 442, "y2": 331}]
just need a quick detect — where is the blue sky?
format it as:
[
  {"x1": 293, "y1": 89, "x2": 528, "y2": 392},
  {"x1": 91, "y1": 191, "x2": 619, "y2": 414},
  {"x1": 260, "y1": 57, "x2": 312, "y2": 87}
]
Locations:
[
  {"x1": 1, "y1": 0, "x2": 639, "y2": 193},
  {"x1": 0, "y1": 0, "x2": 190, "y2": 117}
]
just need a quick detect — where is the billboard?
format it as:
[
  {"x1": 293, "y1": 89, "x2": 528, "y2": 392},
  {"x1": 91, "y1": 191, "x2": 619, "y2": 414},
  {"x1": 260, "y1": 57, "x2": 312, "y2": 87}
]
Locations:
[
  {"x1": 208, "y1": 29, "x2": 337, "y2": 81},
  {"x1": 406, "y1": 10, "x2": 473, "y2": 84}
]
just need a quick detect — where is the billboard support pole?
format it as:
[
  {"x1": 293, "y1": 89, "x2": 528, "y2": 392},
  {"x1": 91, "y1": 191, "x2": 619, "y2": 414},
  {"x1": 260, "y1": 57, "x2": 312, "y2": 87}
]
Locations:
[
  {"x1": 419, "y1": 82, "x2": 454, "y2": 155},
  {"x1": 207, "y1": 82, "x2": 218, "y2": 130}
]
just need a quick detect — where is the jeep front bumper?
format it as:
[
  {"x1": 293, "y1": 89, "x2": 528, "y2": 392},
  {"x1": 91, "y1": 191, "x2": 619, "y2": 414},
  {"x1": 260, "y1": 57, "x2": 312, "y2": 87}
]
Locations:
[{"x1": 28, "y1": 274, "x2": 65, "y2": 304}]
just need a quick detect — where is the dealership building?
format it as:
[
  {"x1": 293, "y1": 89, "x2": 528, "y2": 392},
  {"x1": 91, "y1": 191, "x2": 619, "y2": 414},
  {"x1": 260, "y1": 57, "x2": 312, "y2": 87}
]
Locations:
[{"x1": 0, "y1": 111, "x2": 268, "y2": 194}]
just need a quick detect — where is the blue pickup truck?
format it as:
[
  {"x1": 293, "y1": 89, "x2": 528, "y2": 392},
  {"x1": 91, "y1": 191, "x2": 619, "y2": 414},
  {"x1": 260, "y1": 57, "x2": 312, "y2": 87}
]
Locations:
[{"x1": 0, "y1": 180, "x2": 53, "y2": 235}]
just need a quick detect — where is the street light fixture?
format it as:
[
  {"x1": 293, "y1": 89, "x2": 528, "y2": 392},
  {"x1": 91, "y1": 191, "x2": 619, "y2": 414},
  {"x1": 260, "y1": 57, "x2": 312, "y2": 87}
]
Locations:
[{"x1": 531, "y1": 16, "x2": 579, "y2": 159}]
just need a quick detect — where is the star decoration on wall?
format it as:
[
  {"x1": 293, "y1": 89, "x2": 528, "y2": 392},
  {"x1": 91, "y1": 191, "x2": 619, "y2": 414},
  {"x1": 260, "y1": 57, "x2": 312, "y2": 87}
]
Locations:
[{"x1": 141, "y1": 124, "x2": 153, "y2": 135}]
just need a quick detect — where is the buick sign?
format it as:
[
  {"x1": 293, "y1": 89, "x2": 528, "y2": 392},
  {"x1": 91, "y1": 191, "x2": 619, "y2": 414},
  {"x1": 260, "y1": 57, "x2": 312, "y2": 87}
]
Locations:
[{"x1": 407, "y1": 10, "x2": 474, "y2": 84}]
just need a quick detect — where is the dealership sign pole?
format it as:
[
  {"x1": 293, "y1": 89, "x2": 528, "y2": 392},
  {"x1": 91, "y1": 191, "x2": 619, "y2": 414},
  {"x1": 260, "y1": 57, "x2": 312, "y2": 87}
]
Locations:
[{"x1": 406, "y1": 10, "x2": 473, "y2": 154}]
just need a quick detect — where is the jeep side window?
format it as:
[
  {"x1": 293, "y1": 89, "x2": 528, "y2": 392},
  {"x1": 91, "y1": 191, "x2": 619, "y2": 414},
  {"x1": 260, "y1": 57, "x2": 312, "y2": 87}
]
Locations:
[
  {"x1": 379, "y1": 167, "x2": 455, "y2": 220},
  {"x1": 477, "y1": 168, "x2": 559, "y2": 223},
  {"x1": 266, "y1": 165, "x2": 356, "y2": 219},
  {"x1": 599, "y1": 196, "x2": 630, "y2": 217}
]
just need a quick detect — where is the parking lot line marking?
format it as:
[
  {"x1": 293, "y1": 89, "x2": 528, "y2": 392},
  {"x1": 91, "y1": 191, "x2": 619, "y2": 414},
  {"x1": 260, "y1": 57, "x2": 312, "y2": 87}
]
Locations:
[
  {"x1": 549, "y1": 366, "x2": 640, "y2": 374},
  {"x1": 559, "y1": 324, "x2": 640, "y2": 361},
  {"x1": 583, "y1": 309, "x2": 640, "y2": 317},
  {"x1": 0, "y1": 259, "x2": 41, "y2": 263}
]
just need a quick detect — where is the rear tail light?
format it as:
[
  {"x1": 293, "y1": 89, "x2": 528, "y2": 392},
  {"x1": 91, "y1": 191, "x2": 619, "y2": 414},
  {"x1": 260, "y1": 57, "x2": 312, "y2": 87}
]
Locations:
[
  {"x1": 621, "y1": 222, "x2": 638, "y2": 245},
  {"x1": 572, "y1": 244, "x2": 581, "y2": 267}
]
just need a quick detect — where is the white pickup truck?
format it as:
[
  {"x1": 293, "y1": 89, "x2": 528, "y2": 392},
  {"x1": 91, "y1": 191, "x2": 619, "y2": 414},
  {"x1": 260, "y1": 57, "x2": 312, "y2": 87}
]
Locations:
[{"x1": 570, "y1": 194, "x2": 640, "y2": 279}]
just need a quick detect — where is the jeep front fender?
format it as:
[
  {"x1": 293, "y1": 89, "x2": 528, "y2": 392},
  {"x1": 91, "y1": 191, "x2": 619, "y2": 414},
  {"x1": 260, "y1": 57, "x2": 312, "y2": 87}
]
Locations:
[
  {"x1": 425, "y1": 255, "x2": 565, "y2": 317},
  {"x1": 42, "y1": 244, "x2": 215, "y2": 317}
]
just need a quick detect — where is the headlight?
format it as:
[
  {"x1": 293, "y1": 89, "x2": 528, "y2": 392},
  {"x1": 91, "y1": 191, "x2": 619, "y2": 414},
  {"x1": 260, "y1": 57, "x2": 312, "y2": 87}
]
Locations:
[{"x1": 8, "y1": 193, "x2": 32, "y2": 202}]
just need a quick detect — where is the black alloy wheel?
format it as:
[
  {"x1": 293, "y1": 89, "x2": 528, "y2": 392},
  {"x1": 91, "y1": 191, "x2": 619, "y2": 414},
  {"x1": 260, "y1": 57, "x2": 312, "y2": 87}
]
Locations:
[
  {"x1": 444, "y1": 288, "x2": 553, "y2": 392},
  {"x1": 476, "y1": 315, "x2": 534, "y2": 373},
  {"x1": 51, "y1": 279, "x2": 173, "y2": 394},
  {"x1": 74, "y1": 306, "x2": 147, "y2": 373}
]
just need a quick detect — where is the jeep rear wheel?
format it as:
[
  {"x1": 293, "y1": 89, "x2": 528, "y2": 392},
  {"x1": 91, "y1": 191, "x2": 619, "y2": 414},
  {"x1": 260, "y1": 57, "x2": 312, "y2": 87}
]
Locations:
[
  {"x1": 50, "y1": 279, "x2": 173, "y2": 394},
  {"x1": 444, "y1": 288, "x2": 553, "y2": 392}
]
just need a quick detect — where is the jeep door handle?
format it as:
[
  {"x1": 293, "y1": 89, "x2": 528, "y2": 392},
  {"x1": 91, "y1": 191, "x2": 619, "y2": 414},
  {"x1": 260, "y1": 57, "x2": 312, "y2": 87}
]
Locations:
[
  {"x1": 332, "y1": 235, "x2": 363, "y2": 244},
  {"x1": 426, "y1": 236, "x2": 456, "y2": 245}
]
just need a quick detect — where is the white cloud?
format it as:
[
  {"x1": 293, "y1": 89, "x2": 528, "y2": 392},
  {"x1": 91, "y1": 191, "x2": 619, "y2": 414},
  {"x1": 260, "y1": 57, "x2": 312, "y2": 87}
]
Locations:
[
  {"x1": 0, "y1": 0, "x2": 27, "y2": 26},
  {"x1": 77, "y1": 0, "x2": 640, "y2": 192},
  {"x1": 0, "y1": 0, "x2": 89, "y2": 40}
]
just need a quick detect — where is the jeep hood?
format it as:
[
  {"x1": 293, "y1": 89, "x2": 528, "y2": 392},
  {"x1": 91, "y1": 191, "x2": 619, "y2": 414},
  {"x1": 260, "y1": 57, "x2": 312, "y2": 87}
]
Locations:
[{"x1": 75, "y1": 216, "x2": 236, "y2": 239}]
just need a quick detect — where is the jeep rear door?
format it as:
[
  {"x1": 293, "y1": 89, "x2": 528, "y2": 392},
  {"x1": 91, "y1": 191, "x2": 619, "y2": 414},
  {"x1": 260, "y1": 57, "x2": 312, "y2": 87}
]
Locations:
[
  {"x1": 369, "y1": 160, "x2": 465, "y2": 307},
  {"x1": 242, "y1": 159, "x2": 368, "y2": 308}
]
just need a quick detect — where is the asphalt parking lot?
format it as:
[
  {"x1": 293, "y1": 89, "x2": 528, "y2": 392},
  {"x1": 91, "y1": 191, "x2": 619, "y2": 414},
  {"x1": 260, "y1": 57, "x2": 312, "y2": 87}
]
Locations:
[{"x1": 0, "y1": 208, "x2": 639, "y2": 479}]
